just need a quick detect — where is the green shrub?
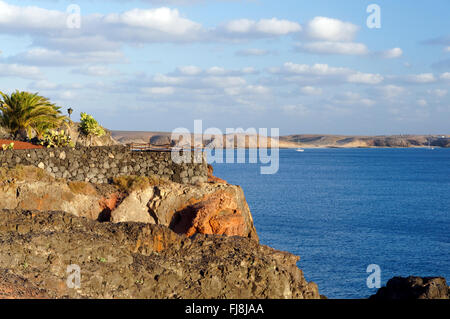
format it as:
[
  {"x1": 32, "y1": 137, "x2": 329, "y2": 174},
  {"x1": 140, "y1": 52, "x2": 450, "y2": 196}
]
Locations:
[
  {"x1": 1, "y1": 142, "x2": 14, "y2": 151},
  {"x1": 79, "y1": 113, "x2": 105, "y2": 137},
  {"x1": 39, "y1": 129, "x2": 74, "y2": 148}
]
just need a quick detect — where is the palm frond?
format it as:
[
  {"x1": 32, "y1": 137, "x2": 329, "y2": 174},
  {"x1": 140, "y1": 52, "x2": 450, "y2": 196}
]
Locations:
[{"x1": 0, "y1": 91, "x2": 69, "y2": 139}]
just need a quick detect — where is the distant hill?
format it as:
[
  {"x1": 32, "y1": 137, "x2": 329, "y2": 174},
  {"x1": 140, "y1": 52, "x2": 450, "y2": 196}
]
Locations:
[
  {"x1": 111, "y1": 131, "x2": 450, "y2": 148},
  {"x1": 280, "y1": 134, "x2": 450, "y2": 148},
  {"x1": 110, "y1": 131, "x2": 167, "y2": 145}
]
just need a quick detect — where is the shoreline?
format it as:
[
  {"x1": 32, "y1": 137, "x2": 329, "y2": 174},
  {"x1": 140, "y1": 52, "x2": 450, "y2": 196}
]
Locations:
[{"x1": 111, "y1": 131, "x2": 450, "y2": 149}]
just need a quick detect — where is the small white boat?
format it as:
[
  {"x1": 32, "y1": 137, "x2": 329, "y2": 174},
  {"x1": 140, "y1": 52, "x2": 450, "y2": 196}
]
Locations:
[{"x1": 296, "y1": 148, "x2": 305, "y2": 152}]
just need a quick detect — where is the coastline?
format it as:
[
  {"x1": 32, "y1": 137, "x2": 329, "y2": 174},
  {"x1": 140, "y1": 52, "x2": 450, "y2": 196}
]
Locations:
[{"x1": 111, "y1": 131, "x2": 450, "y2": 149}]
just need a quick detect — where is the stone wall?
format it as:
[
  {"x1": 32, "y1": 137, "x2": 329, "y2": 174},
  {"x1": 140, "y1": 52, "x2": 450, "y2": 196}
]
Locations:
[{"x1": 0, "y1": 145, "x2": 207, "y2": 184}]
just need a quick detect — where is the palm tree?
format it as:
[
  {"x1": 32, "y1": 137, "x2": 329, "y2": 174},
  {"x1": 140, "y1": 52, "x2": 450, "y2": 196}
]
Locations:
[{"x1": 0, "y1": 91, "x2": 68, "y2": 140}]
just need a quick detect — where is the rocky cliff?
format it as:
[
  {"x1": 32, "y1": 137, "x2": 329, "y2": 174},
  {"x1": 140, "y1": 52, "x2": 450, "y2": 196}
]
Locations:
[
  {"x1": 0, "y1": 165, "x2": 320, "y2": 298},
  {"x1": 0, "y1": 166, "x2": 256, "y2": 240},
  {"x1": 66, "y1": 122, "x2": 121, "y2": 147},
  {"x1": 0, "y1": 165, "x2": 448, "y2": 299},
  {"x1": 0, "y1": 209, "x2": 319, "y2": 299},
  {"x1": 370, "y1": 276, "x2": 449, "y2": 300}
]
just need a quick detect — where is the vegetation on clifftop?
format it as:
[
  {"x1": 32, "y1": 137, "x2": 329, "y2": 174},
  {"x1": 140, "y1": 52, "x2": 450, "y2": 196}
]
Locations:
[
  {"x1": 39, "y1": 129, "x2": 74, "y2": 148},
  {"x1": 0, "y1": 91, "x2": 68, "y2": 140},
  {"x1": 79, "y1": 112, "x2": 105, "y2": 138},
  {"x1": 0, "y1": 91, "x2": 117, "y2": 148}
]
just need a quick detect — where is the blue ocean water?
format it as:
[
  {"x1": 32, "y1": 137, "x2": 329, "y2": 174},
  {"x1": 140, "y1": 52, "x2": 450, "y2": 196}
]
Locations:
[{"x1": 209, "y1": 148, "x2": 450, "y2": 299}]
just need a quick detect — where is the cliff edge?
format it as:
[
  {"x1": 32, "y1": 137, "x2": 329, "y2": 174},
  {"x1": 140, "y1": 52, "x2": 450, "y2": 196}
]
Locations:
[
  {"x1": 0, "y1": 165, "x2": 319, "y2": 299},
  {"x1": 0, "y1": 209, "x2": 319, "y2": 299}
]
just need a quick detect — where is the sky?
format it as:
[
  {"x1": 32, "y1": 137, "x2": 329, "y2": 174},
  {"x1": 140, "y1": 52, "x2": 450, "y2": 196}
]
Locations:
[{"x1": 0, "y1": 0, "x2": 449, "y2": 135}]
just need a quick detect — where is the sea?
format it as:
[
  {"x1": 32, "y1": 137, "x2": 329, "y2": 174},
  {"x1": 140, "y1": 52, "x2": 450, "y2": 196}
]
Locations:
[{"x1": 208, "y1": 148, "x2": 450, "y2": 299}]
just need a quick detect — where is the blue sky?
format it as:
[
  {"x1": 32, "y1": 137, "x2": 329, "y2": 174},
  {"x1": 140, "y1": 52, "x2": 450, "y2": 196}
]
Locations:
[{"x1": 0, "y1": 0, "x2": 449, "y2": 135}]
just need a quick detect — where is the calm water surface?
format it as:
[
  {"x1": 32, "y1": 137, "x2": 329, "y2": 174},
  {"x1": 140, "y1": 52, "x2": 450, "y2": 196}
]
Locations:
[{"x1": 209, "y1": 148, "x2": 450, "y2": 299}]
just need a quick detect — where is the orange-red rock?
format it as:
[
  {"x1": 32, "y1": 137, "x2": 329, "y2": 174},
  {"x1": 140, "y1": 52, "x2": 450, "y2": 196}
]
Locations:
[
  {"x1": 0, "y1": 270, "x2": 49, "y2": 299},
  {"x1": 171, "y1": 190, "x2": 246, "y2": 237},
  {"x1": 97, "y1": 192, "x2": 121, "y2": 221},
  {"x1": 0, "y1": 139, "x2": 43, "y2": 150}
]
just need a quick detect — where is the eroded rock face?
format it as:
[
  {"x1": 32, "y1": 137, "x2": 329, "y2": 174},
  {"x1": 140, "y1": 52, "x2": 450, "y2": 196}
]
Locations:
[
  {"x1": 0, "y1": 175, "x2": 258, "y2": 241},
  {"x1": 171, "y1": 190, "x2": 247, "y2": 238},
  {"x1": 370, "y1": 276, "x2": 450, "y2": 299},
  {"x1": 0, "y1": 269, "x2": 49, "y2": 299},
  {"x1": 66, "y1": 122, "x2": 121, "y2": 147},
  {"x1": 0, "y1": 181, "x2": 120, "y2": 221},
  {"x1": 149, "y1": 182, "x2": 258, "y2": 241},
  {"x1": 110, "y1": 187, "x2": 155, "y2": 224},
  {"x1": 0, "y1": 209, "x2": 320, "y2": 299}
]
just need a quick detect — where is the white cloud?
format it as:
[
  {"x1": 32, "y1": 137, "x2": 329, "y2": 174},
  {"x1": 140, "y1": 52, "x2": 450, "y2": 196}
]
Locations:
[
  {"x1": 297, "y1": 17, "x2": 373, "y2": 57},
  {"x1": 376, "y1": 85, "x2": 405, "y2": 99},
  {"x1": 0, "y1": 0, "x2": 380, "y2": 67},
  {"x1": 296, "y1": 41, "x2": 368, "y2": 55},
  {"x1": 203, "y1": 76, "x2": 247, "y2": 88},
  {"x1": 206, "y1": 66, "x2": 227, "y2": 75},
  {"x1": 34, "y1": 36, "x2": 121, "y2": 53},
  {"x1": 141, "y1": 86, "x2": 175, "y2": 95},
  {"x1": 406, "y1": 73, "x2": 437, "y2": 83},
  {"x1": 282, "y1": 104, "x2": 309, "y2": 115},
  {"x1": 305, "y1": 17, "x2": 359, "y2": 42},
  {"x1": 0, "y1": 62, "x2": 41, "y2": 79},
  {"x1": 380, "y1": 47, "x2": 403, "y2": 59},
  {"x1": 0, "y1": 2, "x2": 203, "y2": 48},
  {"x1": 347, "y1": 72, "x2": 384, "y2": 84},
  {"x1": 173, "y1": 66, "x2": 257, "y2": 77},
  {"x1": 0, "y1": 2, "x2": 303, "y2": 46},
  {"x1": 440, "y1": 72, "x2": 450, "y2": 80},
  {"x1": 241, "y1": 67, "x2": 257, "y2": 74},
  {"x1": 9, "y1": 48, "x2": 125, "y2": 66},
  {"x1": 417, "y1": 99, "x2": 428, "y2": 107},
  {"x1": 57, "y1": 91, "x2": 76, "y2": 100},
  {"x1": 444, "y1": 46, "x2": 450, "y2": 53},
  {"x1": 360, "y1": 98, "x2": 376, "y2": 106},
  {"x1": 104, "y1": 7, "x2": 202, "y2": 36},
  {"x1": 300, "y1": 86, "x2": 323, "y2": 95},
  {"x1": 280, "y1": 62, "x2": 350, "y2": 76},
  {"x1": 222, "y1": 18, "x2": 301, "y2": 37},
  {"x1": 72, "y1": 66, "x2": 120, "y2": 77},
  {"x1": 236, "y1": 48, "x2": 271, "y2": 56},
  {"x1": 28, "y1": 80, "x2": 58, "y2": 90},
  {"x1": 268, "y1": 62, "x2": 385, "y2": 88},
  {"x1": 333, "y1": 91, "x2": 376, "y2": 107},
  {"x1": 0, "y1": 1, "x2": 67, "y2": 33},
  {"x1": 153, "y1": 73, "x2": 186, "y2": 85},
  {"x1": 338, "y1": 91, "x2": 360, "y2": 100},
  {"x1": 427, "y1": 89, "x2": 447, "y2": 97},
  {"x1": 252, "y1": 18, "x2": 302, "y2": 35},
  {"x1": 271, "y1": 62, "x2": 383, "y2": 85},
  {"x1": 176, "y1": 66, "x2": 203, "y2": 76},
  {"x1": 225, "y1": 85, "x2": 270, "y2": 96}
]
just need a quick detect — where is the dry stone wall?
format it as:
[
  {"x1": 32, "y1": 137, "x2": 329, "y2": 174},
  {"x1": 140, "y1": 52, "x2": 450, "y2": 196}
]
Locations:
[{"x1": 0, "y1": 145, "x2": 207, "y2": 184}]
